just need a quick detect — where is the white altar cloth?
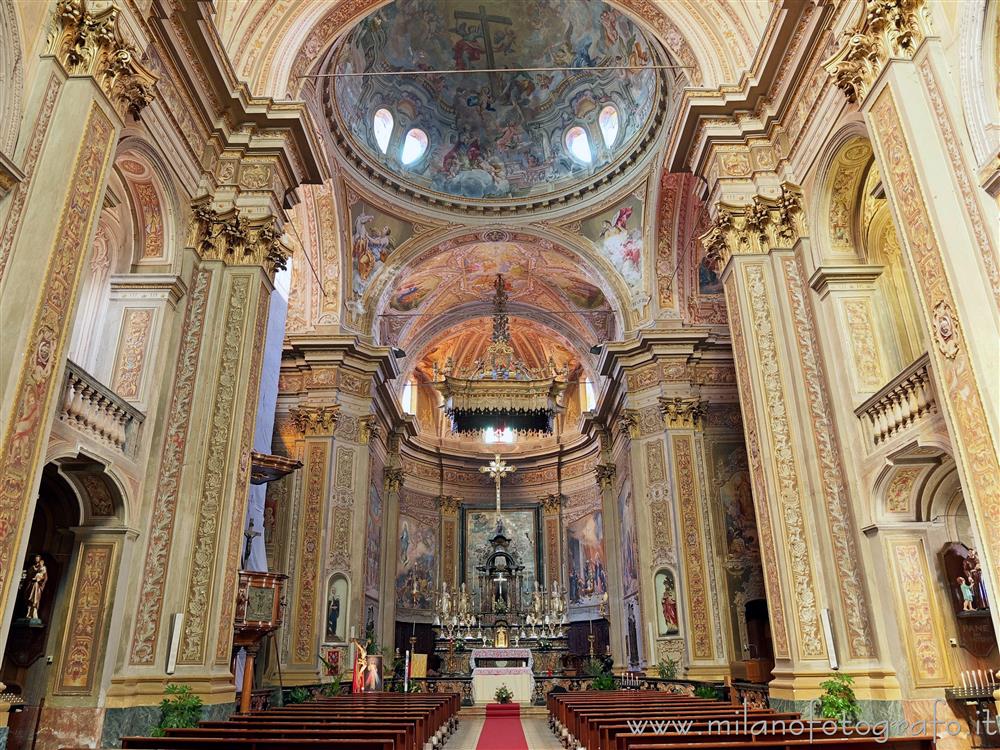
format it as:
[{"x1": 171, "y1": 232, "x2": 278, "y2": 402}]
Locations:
[
  {"x1": 471, "y1": 666, "x2": 534, "y2": 704},
  {"x1": 469, "y1": 647, "x2": 533, "y2": 670}
]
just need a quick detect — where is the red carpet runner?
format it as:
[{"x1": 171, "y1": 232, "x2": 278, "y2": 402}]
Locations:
[{"x1": 476, "y1": 703, "x2": 529, "y2": 750}]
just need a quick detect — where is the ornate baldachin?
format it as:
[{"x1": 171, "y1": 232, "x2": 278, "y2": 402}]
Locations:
[
  {"x1": 288, "y1": 405, "x2": 340, "y2": 436},
  {"x1": 700, "y1": 185, "x2": 805, "y2": 273},
  {"x1": 823, "y1": 0, "x2": 932, "y2": 104},
  {"x1": 192, "y1": 201, "x2": 291, "y2": 277},
  {"x1": 47, "y1": 0, "x2": 158, "y2": 121}
]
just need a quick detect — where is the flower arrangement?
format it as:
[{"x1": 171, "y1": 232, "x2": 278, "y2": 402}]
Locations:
[{"x1": 494, "y1": 684, "x2": 514, "y2": 704}]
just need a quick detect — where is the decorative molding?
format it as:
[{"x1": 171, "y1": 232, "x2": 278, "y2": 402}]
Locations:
[
  {"x1": 358, "y1": 415, "x2": 380, "y2": 445},
  {"x1": 111, "y1": 307, "x2": 154, "y2": 400},
  {"x1": 191, "y1": 201, "x2": 290, "y2": 277},
  {"x1": 56, "y1": 542, "x2": 114, "y2": 693},
  {"x1": 289, "y1": 405, "x2": 340, "y2": 436},
  {"x1": 292, "y1": 442, "x2": 327, "y2": 665},
  {"x1": 672, "y1": 434, "x2": 712, "y2": 660},
  {"x1": 823, "y1": 0, "x2": 932, "y2": 104},
  {"x1": 46, "y1": 0, "x2": 158, "y2": 120},
  {"x1": 701, "y1": 184, "x2": 805, "y2": 273},
  {"x1": 659, "y1": 397, "x2": 708, "y2": 430}
]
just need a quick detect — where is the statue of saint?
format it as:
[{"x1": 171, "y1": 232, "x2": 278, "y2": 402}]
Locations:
[
  {"x1": 25, "y1": 555, "x2": 47, "y2": 621},
  {"x1": 326, "y1": 591, "x2": 341, "y2": 642},
  {"x1": 459, "y1": 583, "x2": 471, "y2": 616},
  {"x1": 440, "y1": 582, "x2": 451, "y2": 619}
]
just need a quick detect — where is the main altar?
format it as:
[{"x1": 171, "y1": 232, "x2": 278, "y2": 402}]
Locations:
[{"x1": 429, "y1": 455, "x2": 571, "y2": 695}]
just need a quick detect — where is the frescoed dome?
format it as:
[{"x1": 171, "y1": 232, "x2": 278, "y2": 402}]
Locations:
[{"x1": 325, "y1": 0, "x2": 665, "y2": 210}]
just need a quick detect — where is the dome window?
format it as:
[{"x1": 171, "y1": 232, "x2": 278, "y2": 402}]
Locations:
[
  {"x1": 372, "y1": 108, "x2": 394, "y2": 154},
  {"x1": 598, "y1": 106, "x2": 619, "y2": 147},
  {"x1": 565, "y1": 126, "x2": 592, "y2": 163},
  {"x1": 401, "y1": 128, "x2": 428, "y2": 165}
]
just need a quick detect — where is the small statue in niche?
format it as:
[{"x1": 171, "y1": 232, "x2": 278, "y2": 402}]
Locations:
[
  {"x1": 963, "y1": 549, "x2": 989, "y2": 609},
  {"x1": 439, "y1": 582, "x2": 451, "y2": 619},
  {"x1": 326, "y1": 591, "x2": 341, "y2": 642},
  {"x1": 459, "y1": 583, "x2": 471, "y2": 616},
  {"x1": 957, "y1": 577, "x2": 975, "y2": 612},
  {"x1": 25, "y1": 555, "x2": 47, "y2": 622},
  {"x1": 242, "y1": 519, "x2": 261, "y2": 568}
]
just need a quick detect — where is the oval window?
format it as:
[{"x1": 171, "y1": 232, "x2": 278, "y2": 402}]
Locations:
[
  {"x1": 564, "y1": 126, "x2": 592, "y2": 163},
  {"x1": 401, "y1": 128, "x2": 429, "y2": 165},
  {"x1": 598, "y1": 105, "x2": 619, "y2": 147},
  {"x1": 372, "y1": 108, "x2": 394, "y2": 154}
]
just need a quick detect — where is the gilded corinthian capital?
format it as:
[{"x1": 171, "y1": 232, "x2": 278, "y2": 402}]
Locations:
[
  {"x1": 539, "y1": 493, "x2": 563, "y2": 513},
  {"x1": 823, "y1": 0, "x2": 932, "y2": 104},
  {"x1": 289, "y1": 405, "x2": 340, "y2": 436},
  {"x1": 191, "y1": 200, "x2": 292, "y2": 278},
  {"x1": 700, "y1": 184, "x2": 805, "y2": 273},
  {"x1": 438, "y1": 495, "x2": 463, "y2": 514},
  {"x1": 595, "y1": 463, "x2": 617, "y2": 491},
  {"x1": 659, "y1": 396, "x2": 708, "y2": 430},
  {"x1": 618, "y1": 410, "x2": 640, "y2": 439},
  {"x1": 47, "y1": 0, "x2": 158, "y2": 121},
  {"x1": 383, "y1": 467, "x2": 404, "y2": 494}
]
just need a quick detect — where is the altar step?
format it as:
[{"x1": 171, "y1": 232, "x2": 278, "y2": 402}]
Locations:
[{"x1": 459, "y1": 705, "x2": 548, "y2": 718}]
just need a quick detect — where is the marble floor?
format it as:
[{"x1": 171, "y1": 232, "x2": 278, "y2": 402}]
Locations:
[{"x1": 447, "y1": 715, "x2": 563, "y2": 750}]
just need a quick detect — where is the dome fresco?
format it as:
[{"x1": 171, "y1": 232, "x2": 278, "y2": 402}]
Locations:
[{"x1": 330, "y1": 0, "x2": 661, "y2": 205}]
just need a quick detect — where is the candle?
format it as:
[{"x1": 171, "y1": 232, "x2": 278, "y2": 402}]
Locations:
[
  {"x1": 350, "y1": 626, "x2": 356, "y2": 640},
  {"x1": 647, "y1": 621, "x2": 656, "y2": 665},
  {"x1": 961, "y1": 671, "x2": 967, "y2": 689}
]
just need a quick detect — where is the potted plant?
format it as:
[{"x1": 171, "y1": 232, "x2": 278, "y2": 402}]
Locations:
[
  {"x1": 816, "y1": 673, "x2": 860, "y2": 725},
  {"x1": 494, "y1": 684, "x2": 514, "y2": 704},
  {"x1": 286, "y1": 686, "x2": 311, "y2": 704},
  {"x1": 657, "y1": 657, "x2": 679, "y2": 680},
  {"x1": 694, "y1": 684, "x2": 719, "y2": 699},
  {"x1": 150, "y1": 684, "x2": 203, "y2": 737}
]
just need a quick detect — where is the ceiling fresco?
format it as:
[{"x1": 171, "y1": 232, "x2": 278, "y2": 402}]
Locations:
[
  {"x1": 378, "y1": 237, "x2": 616, "y2": 349},
  {"x1": 329, "y1": 0, "x2": 661, "y2": 205}
]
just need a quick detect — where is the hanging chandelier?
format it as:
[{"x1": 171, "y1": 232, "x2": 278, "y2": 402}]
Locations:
[{"x1": 432, "y1": 274, "x2": 567, "y2": 436}]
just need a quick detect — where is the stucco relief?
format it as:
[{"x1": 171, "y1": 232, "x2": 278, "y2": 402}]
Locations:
[
  {"x1": 293, "y1": 442, "x2": 328, "y2": 665},
  {"x1": 672, "y1": 434, "x2": 712, "y2": 660}
]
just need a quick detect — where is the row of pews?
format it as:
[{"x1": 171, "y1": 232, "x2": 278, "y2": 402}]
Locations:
[
  {"x1": 119, "y1": 692, "x2": 460, "y2": 750},
  {"x1": 548, "y1": 690, "x2": 935, "y2": 750}
]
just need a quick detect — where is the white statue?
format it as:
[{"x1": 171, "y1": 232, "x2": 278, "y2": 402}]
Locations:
[
  {"x1": 459, "y1": 583, "x2": 471, "y2": 616},
  {"x1": 532, "y1": 580, "x2": 544, "y2": 618},
  {"x1": 440, "y1": 582, "x2": 452, "y2": 619}
]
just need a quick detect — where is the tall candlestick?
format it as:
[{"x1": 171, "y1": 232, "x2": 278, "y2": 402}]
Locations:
[{"x1": 647, "y1": 621, "x2": 656, "y2": 665}]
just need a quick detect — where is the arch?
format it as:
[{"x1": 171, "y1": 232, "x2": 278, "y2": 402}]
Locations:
[
  {"x1": 365, "y1": 226, "x2": 634, "y2": 344},
  {"x1": 218, "y1": 0, "x2": 750, "y2": 101},
  {"x1": 959, "y1": 0, "x2": 1000, "y2": 168},
  {"x1": 114, "y1": 137, "x2": 183, "y2": 267},
  {"x1": 0, "y1": 0, "x2": 24, "y2": 157}
]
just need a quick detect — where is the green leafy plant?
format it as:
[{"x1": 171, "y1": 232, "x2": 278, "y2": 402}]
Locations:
[
  {"x1": 150, "y1": 684, "x2": 203, "y2": 737},
  {"x1": 537, "y1": 639, "x2": 552, "y2": 652},
  {"x1": 591, "y1": 672, "x2": 616, "y2": 691},
  {"x1": 816, "y1": 673, "x2": 860, "y2": 724},
  {"x1": 453, "y1": 640, "x2": 466, "y2": 653},
  {"x1": 694, "y1": 684, "x2": 719, "y2": 699},
  {"x1": 494, "y1": 684, "x2": 514, "y2": 704},
  {"x1": 321, "y1": 676, "x2": 344, "y2": 697},
  {"x1": 286, "y1": 686, "x2": 311, "y2": 704},
  {"x1": 657, "y1": 657, "x2": 679, "y2": 680}
]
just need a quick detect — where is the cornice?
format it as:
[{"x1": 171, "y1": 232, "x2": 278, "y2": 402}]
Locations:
[{"x1": 808, "y1": 264, "x2": 885, "y2": 297}]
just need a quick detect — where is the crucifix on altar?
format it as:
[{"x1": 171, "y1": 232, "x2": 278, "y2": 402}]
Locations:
[{"x1": 480, "y1": 453, "x2": 516, "y2": 523}]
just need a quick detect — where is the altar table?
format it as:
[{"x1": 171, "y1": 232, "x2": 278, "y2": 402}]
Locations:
[{"x1": 471, "y1": 666, "x2": 534, "y2": 704}]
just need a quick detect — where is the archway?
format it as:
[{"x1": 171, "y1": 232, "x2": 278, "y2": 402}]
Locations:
[{"x1": 1, "y1": 457, "x2": 129, "y2": 750}]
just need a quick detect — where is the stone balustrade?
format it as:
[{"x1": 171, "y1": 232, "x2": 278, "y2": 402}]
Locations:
[
  {"x1": 855, "y1": 353, "x2": 937, "y2": 447},
  {"x1": 60, "y1": 360, "x2": 145, "y2": 455}
]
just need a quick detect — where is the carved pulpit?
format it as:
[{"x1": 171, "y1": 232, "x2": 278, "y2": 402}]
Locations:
[{"x1": 233, "y1": 571, "x2": 287, "y2": 713}]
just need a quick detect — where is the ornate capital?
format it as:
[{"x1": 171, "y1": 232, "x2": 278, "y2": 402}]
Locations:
[
  {"x1": 539, "y1": 493, "x2": 563, "y2": 514},
  {"x1": 595, "y1": 463, "x2": 617, "y2": 491},
  {"x1": 659, "y1": 396, "x2": 708, "y2": 430},
  {"x1": 823, "y1": 0, "x2": 932, "y2": 104},
  {"x1": 191, "y1": 201, "x2": 291, "y2": 278},
  {"x1": 289, "y1": 405, "x2": 340, "y2": 436},
  {"x1": 701, "y1": 184, "x2": 805, "y2": 273},
  {"x1": 618, "y1": 409, "x2": 640, "y2": 440},
  {"x1": 359, "y1": 416, "x2": 381, "y2": 446},
  {"x1": 383, "y1": 466, "x2": 404, "y2": 494},
  {"x1": 47, "y1": 0, "x2": 158, "y2": 121},
  {"x1": 438, "y1": 495, "x2": 463, "y2": 514}
]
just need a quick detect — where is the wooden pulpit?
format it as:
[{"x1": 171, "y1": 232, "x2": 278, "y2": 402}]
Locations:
[{"x1": 233, "y1": 570, "x2": 287, "y2": 713}]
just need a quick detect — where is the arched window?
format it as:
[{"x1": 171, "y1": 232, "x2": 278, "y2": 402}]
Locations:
[
  {"x1": 401, "y1": 379, "x2": 417, "y2": 415},
  {"x1": 564, "y1": 126, "x2": 592, "y2": 163},
  {"x1": 401, "y1": 128, "x2": 428, "y2": 165},
  {"x1": 598, "y1": 106, "x2": 619, "y2": 147},
  {"x1": 372, "y1": 108, "x2": 394, "y2": 154}
]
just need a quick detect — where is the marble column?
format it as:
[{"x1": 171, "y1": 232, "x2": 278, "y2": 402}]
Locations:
[
  {"x1": 826, "y1": 11, "x2": 1000, "y2": 640},
  {"x1": 0, "y1": 0, "x2": 157, "y2": 643}
]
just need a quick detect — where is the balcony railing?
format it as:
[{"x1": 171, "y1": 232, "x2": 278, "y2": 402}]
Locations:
[
  {"x1": 60, "y1": 360, "x2": 145, "y2": 456},
  {"x1": 855, "y1": 353, "x2": 936, "y2": 447}
]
